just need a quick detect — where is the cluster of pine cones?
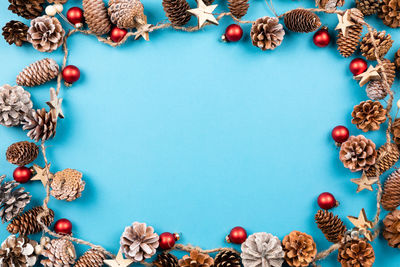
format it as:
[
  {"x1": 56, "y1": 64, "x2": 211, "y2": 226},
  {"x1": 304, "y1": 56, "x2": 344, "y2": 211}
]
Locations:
[{"x1": 356, "y1": 0, "x2": 400, "y2": 28}]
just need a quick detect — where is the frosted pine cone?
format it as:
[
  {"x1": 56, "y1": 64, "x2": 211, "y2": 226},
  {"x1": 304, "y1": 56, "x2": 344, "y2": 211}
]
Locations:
[
  {"x1": 356, "y1": 0, "x2": 382, "y2": 15},
  {"x1": 339, "y1": 135, "x2": 377, "y2": 171},
  {"x1": 120, "y1": 222, "x2": 159, "y2": 261},
  {"x1": 360, "y1": 30, "x2": 393, "y2": 60},
  {"x1": 379, "y1": 0, "x2": 400, "y2": 28},
  {"x1": 8, "y1": 0, "x2": 44, "y2": 19},
  {"x1": 6, "y1": 141, "x2": 39, "y2": 166},
  {"x1": 366, "y1": 59, "x2": 396, "y2": 100},
  {"x1": 241, "y1": 232, "x2": 284, "y2": 267},
  {"x1": 365, "y1": 142, "x2": 399, "y2": 178},
  {"x1": 284, "y1": 9, "x2": 321, "y2": 33},
  {"x1": 7, "y1": 206, "x2": 54, "y2": 236},
  {"x1": 108, "y1": 0, "x2": 147, "y2": 29},
  {"x1": 51, "y1": 169, "x2": 85, "y2": 201},
  {"x1": 154, "y1": 252, "x2": 178, "y2": 267},
  {"x1": 0, "y1": 175, "x2": 31, "y2": 222},
  {"x1": 0, "y1": 235, "x2": 38, "y2": 266},
  {"x1": 41, "y1": 238, "x2": 76, "y2": 267},
  {"x1": 75, "y1": 249, "x2": 106, "y2": 267},
  {"x1": 383, "y1": 210, "x2": 400, "y2": 248},
  {"x1": 162, "y1": 0, "x2": 191, "y2": 26},
  {"x1": 250, "y1": 17, "x2": 285, "y2": 51},
  {"x1": 315, "y1": 210, "x2": 347, "y2": 243},
  {"x1": 351, "y1": 100, "x2": 386, "y2": 132},
  {"x1": 0, "y1": 84, "x2": 33, "y2": 127},
  {"x1": 27, "y1": 16, "x2": 65, "y2": 52},
  {"x1": 214, "y1": 250, "x2": 241, "y2": 267},
  {"x1": 366, "y1": 81, "x2": 387, "y2": 100},
  {"x1": 178, "y1": 250, "x2": 214, "y2": 267},
  {"x1": 22, "y1": 108, "x2": 57, "y2": 142},
  {"x1": 228, "y1": 0, "x2": 249, "y2": 19},
  {"x1": 282, "y1": 231, "x2": 316, "y2": 267},
  {"x1": 2, "y1": 20, "x2": 29, "y2": 46},
  {"x1": 381, "y1": 170, "x2": 400, "y2": 211},
  {"x1": 83, "y1": 0, "x2": 111, "y2": 35},
  {"x1": 316, "y1": 0, "x2": 344, "y2": 10},
  {"x1": 336, "y1": 8, "x2": 364, "y2": 57},
  {"x1": 337, "y1": 238, "x2": 375, "y2": 267},
  {"x1": 17, "y1": 58, "x2": 59, "y2": 87}
]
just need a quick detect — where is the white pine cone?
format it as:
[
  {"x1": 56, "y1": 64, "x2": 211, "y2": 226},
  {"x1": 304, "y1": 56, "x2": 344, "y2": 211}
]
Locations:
[
  {"x1": 0, "y1": 84, "x2": 33, "y2": 127},
  {"x1": 108, "y1": 0, "x2": 147, "y2": 29},
  {"x1": 0, "y1": 175, "x2": 31, "y2": 222},
  {"x1": 27, "y1": 15, "x2": 65, "y2": 52},
  {"x1": 22, "y1": 108, "x2": 57, "y2": 142},
  {"x1": 241, "y1": 232, "x2": 284, "y2": 267},
  {"x1": 41, "y1": 238, "x2": 76, "y2": 267},
  {"x1": 0, "y1": 235, "x2": 38, "y2": 266},
  {"x1": 250, "y1": 17, "x2": 285, "y2": 51},
  {"x1": 51, "y1": 169, "x2": 85, "y2": 201},
  {"x1": 120, "y1": 222, "x2": 159, "y2": 262},
  {"x1": 366, "y1": 80, "x2": 387, "y2": 100}
]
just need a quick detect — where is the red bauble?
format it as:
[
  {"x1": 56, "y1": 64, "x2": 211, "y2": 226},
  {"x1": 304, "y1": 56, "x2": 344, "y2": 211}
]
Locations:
[
  {"x1": 13, "y1": 166, "x2": 32, "y2": 183},
  {"x1": 349, "y1": 58, "x2": 368, "y2": 76},
  {"x1": 313, "y1": 28, "x2": 331, "y2": 48},
  {"x1": 62, "y1": 65, "x2": 80, "y2": 84},
  {"x1": 224, "y1": 24, "x2": 243, "y2": 42},
  {"x1": 159, "y1": 232, "x2": 179, "y2": 250},
  {"x1": 54, "y1": 218, "x2": 72, "y2": 235},
  {"x1": 110, "y1": 27, "x2": 128, "y2": 43},
  {"x1": 67, "y1": 7, "x2": 84, "y2": 26},
  {"x1": 331, "y1": 125, "x2": 349, "y2": 143},
  {"x1": 317, "y1": 192, "x2": 338, "y2": 210},
  {"x1": 227, "y1": 226, "x2": 247, "y2": 244}
]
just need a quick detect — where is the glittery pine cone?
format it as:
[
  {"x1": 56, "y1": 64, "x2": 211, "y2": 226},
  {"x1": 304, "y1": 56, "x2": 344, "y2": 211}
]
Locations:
[
  {"x1": 22, "y1": 108, "x2": 57, "y2": 142},
  {"x1": 339, "y1": 135, "x2": 377, "y2": 172},
  {"x1": 379, "y1": 0, "x2": 400, "y2": 28},
  {"x1": 6, "y1": 141, "x2": 38, "y2": 166},
  {"x1": 250, "y1": 17, "x2": 285, "y2": 51},
  {"x1": 178, "y1": 250, "x2": 214, "y2": 267},
  {"x1": 383, "y1": 209, "x2": 400, "y2": 248},
  {"x1": 27, "y1": 16, "x2": 65, "y2": 53},
  {"x1": 7, "y1": 206, "x2": 54, "y2": 236},
  {"x1": 392, "y1": 118, "x2": 400, "y2": 145},
  {"x1": 154, "y1": 252, "x2": 179, "y2": 267},
  {"x1": 351, "y1": 100, "x2": 386, "y2": 132},
  {"x1": 0, "y1": 235, "x2": 38, "y2": 266},
  {"x1": 17, "y1": 58, "x2": 59, "y2": 87},
  {"x1": 381, "y1": 169, "x2": 400, "y2": 211},
  {"x1": 108, "y1": 0, "x2": 147, "y2": 29},
  {"x1": 75, "y1": 249, "x2": 106, "y2": 267},
  {"x1": 241, "y1": 232, "x2": 284, "y2": 267},
  {"x1": 360, "y1": 30, "x2": 393, "y2": 60},
  {"x1": 2, "y1": 20, "x2": 29, "y2": 46},
  {"x1": 228, "y1": 0, "x2": 250, "y2": 19},
  {"x1": 214, "y1": 250, "x2": 241, "y2": 267},
  {"x1": 50, "y1": 169, "x2": 85, "y2": 201},
  {"x1": 8, "y1": 0, "x2": 44, "y2": 19},
  {"x1": 365, "y1": 142, "x2": 399, "y2": 178},
  {"x1": 82, "y1": 0, "x2": 111, "y2": 35},
  {"x1": 162, "y1": 0, "x2": 191, "y2": 26},
  {"x1": 336, "y1": 8, "x2": 364, "y2": 58},
  {"x1": 41, "y1": 238, "x2": 76, "y2": 266},
  {"x1": 282, "y1": 231, "x2": 317, "y2": 267},
  {"x1": 284, "y1": 9, "x2": 321, "y2": 33},
  {"x1": 356, "y1": 0, "x2": 382, "y2": 15},
  {"x1": 315, "y1": 210, "x2": 347, "y2": 243},
  {"x1": 0, "y1": 84, "x2": 33, "y2": 127},
  {"x1": 337, "y1": 238, "x2": 375, "y2": 267},
  {"x1": 395, "y1": 48, "x2": 400, "y2": 70}
]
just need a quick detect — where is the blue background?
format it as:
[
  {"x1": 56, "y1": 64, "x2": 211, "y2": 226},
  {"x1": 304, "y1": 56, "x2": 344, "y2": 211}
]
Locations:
[{"x1": 1, "y1": 0, "x2": 400, "y2": 266}]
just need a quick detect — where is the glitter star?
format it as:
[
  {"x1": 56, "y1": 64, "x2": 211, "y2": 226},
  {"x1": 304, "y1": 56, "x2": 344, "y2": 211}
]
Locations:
[
  {"x1": 354, "y1": 65, "x2": 381, "y2": 86},
  {"x1": 187, "y1": 0, "x2": 219, "y2": 28},
  {"x1": 104, "y1": 249, "x2": 134, "y2": 267},
  {"x1": 348, "y1": 208, "x2": 374, "y2": 241},
  {"x1": 351, "y1": 174, "x2": 378, "y2": 193},
  {"x1": 46, "y1": 87, "x2": 64, "y2": 119},
  {"x1": 335, "y1": 10, "x2": 355, "y2": 37}
]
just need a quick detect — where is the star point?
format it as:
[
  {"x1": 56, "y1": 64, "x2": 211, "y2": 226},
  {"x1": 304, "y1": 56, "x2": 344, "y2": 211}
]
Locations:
[
  {"x1": 350, "y1": 174, "x2": 378, "y2": 193},
  {"x1": 354, "y1": 65, "x2": 381, "y2": 86},
  {"x1": 348, "y1": 208, "x2": 374, "y2": 241},
  {"x1": 187, "y1": 0, "x2": 219, "y2": 28},
  {"x1": 104, "y1": 249, "x2": 134, "y2": 267},
  {"x1": 46, "y1": 87, "x2": 64, "y2": 119},
  {"x1": 134, "y1": 16, "x2": 151, "y2": 41},
  {"x1": 335, "y1": 10, "x2": 355, "y2": 37}
]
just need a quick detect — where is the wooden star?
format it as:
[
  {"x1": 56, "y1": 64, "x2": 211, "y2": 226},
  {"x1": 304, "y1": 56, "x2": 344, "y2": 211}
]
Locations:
[
  {"x1": 31, "y1": 164, "x2": 53, "y2": 186},
  {"x1": 134, "y1": 17, "x2": 151, "y2": 41},
  {"x1": 187, "y1": 0, "x2": 219, "y2": 28},
  {"x1": 354, "y1": 65, "x2": 381, "y2": 86},
  {"x1": 46, "y1": 87, "x2": 64, "y2": 119},
  {"x1": 104, "y1": 249, "x2": 134, "y2": 267},
  {"x1": 348, "y1": 208, "x2": 374, "y2": 241},
  {"x1": 350, "y1": 174, "x2": 378, "y2": 193},
  {"x1": 335, "y1": 10, "x2": 355, "y2": 37}
]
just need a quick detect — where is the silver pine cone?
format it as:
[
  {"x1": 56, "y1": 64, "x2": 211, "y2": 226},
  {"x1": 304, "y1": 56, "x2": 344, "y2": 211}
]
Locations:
[
  {"x1": 0, "y1": 84, "x2": 33, "y2": 127},
  {"x1": 366, "y1": 80, "x2": 387, "y2": 100},
  {"x1": 22, "y1": 108, "x2": 57, "y2": 142},
  {"x1": 0, "y1": 235, "x2": 38, "y2": 266},
  {"x1": 41, "y1": 238, "x2": 76, "y2": 267},
  {"x1": 27, "y1": 15, "x2": 65, "y2": 52}
]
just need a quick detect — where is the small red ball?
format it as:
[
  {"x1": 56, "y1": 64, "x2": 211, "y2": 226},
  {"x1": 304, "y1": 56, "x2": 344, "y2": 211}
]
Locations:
[
  {"x1": 110, "y1": 27, "x2": 128, "y2": 43},
  {"x1": 159, "y1": 232, "x2": 178, "y2": 250},
  {"x1": 67, "y1": 7, "x2": 84, "y2": 26},
  {"x1": 331, "y1": 125, "x2": 349, "y2": 143},
  {"x1": 313, "y1": 28, "x2": 331, "y2": 48},
  {"x1": 54, "y1": 218, "x2": 72, "y2": 235},
  {"x1": 350, "y1": 58, "x2": 368, "y2": 76},
  {"x1": 13, "y1": 166, "x2": 32, "y2": 183},
  {"x1": 224, "y1": 24, "x2": 243, "y2": 42},
  {"x1": 227, "y1": 226, "x2": 247, "y2": 244},
  {"x1": 62, "y1": 65, "x2": 80, "y2": 84},
  {"x1": 318, "y1": 192, "x2": 337, "y2": 210}
]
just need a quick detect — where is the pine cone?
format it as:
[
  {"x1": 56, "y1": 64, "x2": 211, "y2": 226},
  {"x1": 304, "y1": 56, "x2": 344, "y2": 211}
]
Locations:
[
  {"x1": 0, "y1": 84, "x2": 33, "y2": 127},
  {"x1": 365, "y1": 59, "x2": 395, "y2": 100},
  {"x1": 284, "y1": 9, "x2": 321, "y2": 33},
  {"x1": 337, "y1": 8, "x2": 364, "y2": 57},
  {"x1": 365, "y1": 142, "x2": 399, "y2": 178},
  {"x1": 395, "y1": 48, "x2": 400, "y2": 70},
  {"x1": 51, "y1": 169, "x2": 85, "y2": 201},
  {"x1": 379, "y1": 0, "x2": 400, "y2": 28},
  {"x1": 381, "y1": 169, "x2": 400, "y2": 211},
  {"x1": 154, "y1": 252, "x2": 179, "y2": 267},
  {"x1": 228, "y1": 0, "x2": 249, "y2": 19},
  {"x1": 250, "y1": 17, "x2": 285, "y2": 51},
  {"x1": 178, "y1": 250, "x2": 214, "y2": 267},
  {"x1": 351, "y1": 100, "x2": 386, "y2": 132},
  {"x1": 0, "y1": 235, "x2": 38, "y2": 266},
  {"x1": 356, "y1": 0, "x2": 382, "y2": 15},
  {"x1": 360, "y1": 30, "x2": 393, "y2": 60},
  {"x1": 22, "y1": 108, "x2": 57, "y2": 142},
  {"x1": 282, "y1": 231, "x2": 316, "y2": 267},
  {"x1": 2, "y1": 20, "x2": 28, "y2": 46},
  {"x1": 41, "y1": 238, "x2": 76, "y2": 266},
  {"x1": 0, "y1": 175, "x2": 31, "y2": 222},
  {"x1": 82, "y1": 0, "x2": 111, "y2": 35},
  {"x1": 339, "y1": 135, "x2": 377, "y2": 172},
  {"x1": 17, "y1": 58, "x2": 59, "y2": 87},
  {"x1": 366, "y1": 81, "x2": 387, "y2": 100},
  {"x1": 392, "y1": 118, "x2": 400, "y2": 145},
  {"x1": 8, "y1": 0, "x2": 44, "y2": 19},
  {"x1": 47, "y1": 0, "x2": 68, "y2": 3},
  {"x1": 75, "y1": 249, "x2": 106, "y2": 267},
  {"x1": 383, "y1": 209, "x2": 400, "y2": 247},
  {"x1": 214, "y1": 250, "x2": 241, "y2": 267},
  {"x1": 316, "y1": 0, "x2": 344, "y2": 10},
  {"x1": 337, "y1": 238, "x2": 375, "y2": 267},
  {"x1": 27, "y1": 16, "x2": 65, "y2": 53},
  {"x1": 315, "y1": 210, "x2": 347, "y2": 243},
  {"x1": 6, "y1": 141, "x2": 39, "y2": 166},
  {"x1": 7, "y1": 206, "x2": 54, "y2": 236},
  {"x1": 162, "y1": 0, "x2": 191, "y2": 26},
  {"x1": 241, "y1": 232, "x2": 284, "y2": 267},
  {"x1": 195, "y1": 0, "x2": 214, "y2": 5},
  {"x1": 120, "y1": 222, "x2": 159, "y2": 261},
  {"x1": 108, "y1": 0, "x2": 147, "y2": 29}
]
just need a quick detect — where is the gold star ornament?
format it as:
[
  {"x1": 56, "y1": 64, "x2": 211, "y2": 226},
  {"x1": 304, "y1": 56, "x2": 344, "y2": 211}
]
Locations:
[
  {"x1": 347, "y1": 208, "x2": 374, "y2": 241},
  {"x1": 350, "y1": 174, "x2": 378, "y2": 193},
  {"x1": 104, "y1": 249, "x2": 134, "y2": 267},
  {"x1": 46, "y1": 87, "x2": 64, "y2": 119},
  {"x1": 31, "y1": 164, "x2": 53, "y2": 186},
  {"x1": 187, "y1": 0, "x2": 219, "y2": 28},
  {"x1": 335, "y1": 10, "x2": 355, "y2": 37},
  {"x1": 354, "y1": 65, "x2": 381, "y2": 86}
]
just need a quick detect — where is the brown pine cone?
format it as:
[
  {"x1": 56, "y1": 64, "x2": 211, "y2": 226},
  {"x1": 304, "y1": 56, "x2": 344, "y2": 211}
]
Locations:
[
  {"x1": 17, "y1": 58, "x2": 59, "y2": 87},
  {"x1": 395, "y1": 48, "x2": 400, "y2": 70},
  {"x1": 339, "y1": 135, "x2": 377, "y2": 172},
  {"x1": 154, "y1": 252, "x2": 179, "y2": 267},
  {"x1": 47, "y1": 0, "x2": 68, "y2": 3},
  {"x1": 381, "y1": 170, "x2": 400, "y2": 211},
  {"x1": 379, "y1": 0, "x2": 400, "y2": 28},
  {"x1": 0, "y1": 235, "x2": 38, "y2": 266},
  {"x1": 228, "y1": 0, "x2": 249, "y2": 19},
  {"x1": 356, "y1": 0, "x2": 382, "y2": 15},
  {"x1": 316, "y1": 0, "x2": 344, "y2": 10},
  {"x1": 51, "y1": 169, "x2": 85, "y2": 201},
  {"x1": 392, "y1": 118, "x2": 400, "y2": 145},
  {"x1": 284, "y1": 9, "x2": 321, "y2": 33},
  {"x1": 337, "y1": 8, "x2": 364, "y2": 57},
  {"x1": 75, "y1": 249, "x2": 106, "y2": 267},
  {"x1": 27, "y1": 16, "x2": 65, "y2": 53},
  {"x1": 83, "y1": 0, "x2": 111, "y2": 35},
  {"x1": 214, "y1": 250, "x2": 241, "y2": 267},
  {"x1": 195, "y1": 0, "x2": 214, "y2": 5},
  {"x1": 282, "y1": 231, "x2": 317, "y2": 267},
  {"x1": 337, "y1": 238, "x2": 375, "y2": 267},
  {"x1": 360, "y1": 30, "x2": 393, "y2": 60},
  {"x1": 41, "y1": 238, "x2": 76, "y2": 266},
  {"x1": 2, "y1": 20, "x2": 28, "y2": 46},
  {"x1": 178, "y1": 250, "x2": 214, "y2": 267},
  {"x1": 383, "y1": 209, "x2": 400, "y2": 248},
  {"x1": 22, "y1": 108, "x2": 57, "y2": 142},
  {"x1": 365, "y1": 142, "x2": 399, "y2": 178},
  {"x1": 6, "y1": 141, "x2": 39, "y2": 166},
  {"x1": 315, "y1": 210, "x2": 347, "y2": 243},
  {"x1": 108, "y1": 0, "x2": 147, "y2": 29},
  {"x1": 162, "y1": 0, "x2": 191, "y2": 26},
  {"x1": 250, "y1": 17, "x2": 285, "y2": 51},
  {"x1": 7, "y1": 206, "x2": 54, "y2": 236},
  {"x1": 8, "y1": 0, "x2": 44, "y2": 19},
  {"x1": 351, "y1": 100, "x2": 386, "y2": 132}
]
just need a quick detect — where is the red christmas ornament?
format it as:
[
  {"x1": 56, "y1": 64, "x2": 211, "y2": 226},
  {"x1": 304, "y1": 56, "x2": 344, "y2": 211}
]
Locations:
[
  {"x1": 317, "y1": 192, "x2": 338, "y2": 210},
  {"x1": 110, "y1": 27, "x2": 128, "y2": 43},
  {"x1": 159, "y1": 232, "x2": 179, "y2": 250},
  {"x1": 62, "y1": 65, "x2": 80, "y2": 84},
  {"x1": 13, "y1": 166, "x2": 32, "y2": 183},
  {"x1": 226, "y1": 226, "x2": 247, "y2": 244},
  {"x1": 223, "y1": 24, "x2": 243, "y2": 42},
  {"x1": 66, "y1": 7, "x2": 84, "y2": 26},
  {"x1": 54, "y1": 218, "x2": 72, "y2": 235},
  {"x1": 313, "y1": 27, "x2": 331, "y2": 48},
  {"x1": 331, "y1": 125, "x2": 349, "y2": 143},
  {"x1": 349, "y1": 58, "x2": 368, "y2": 76}
]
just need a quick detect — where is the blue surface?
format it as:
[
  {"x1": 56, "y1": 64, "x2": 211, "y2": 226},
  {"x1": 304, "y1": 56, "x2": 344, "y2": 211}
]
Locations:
[{"x1": 1, "y1": 0, "x2": 400, "y2": 266}]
